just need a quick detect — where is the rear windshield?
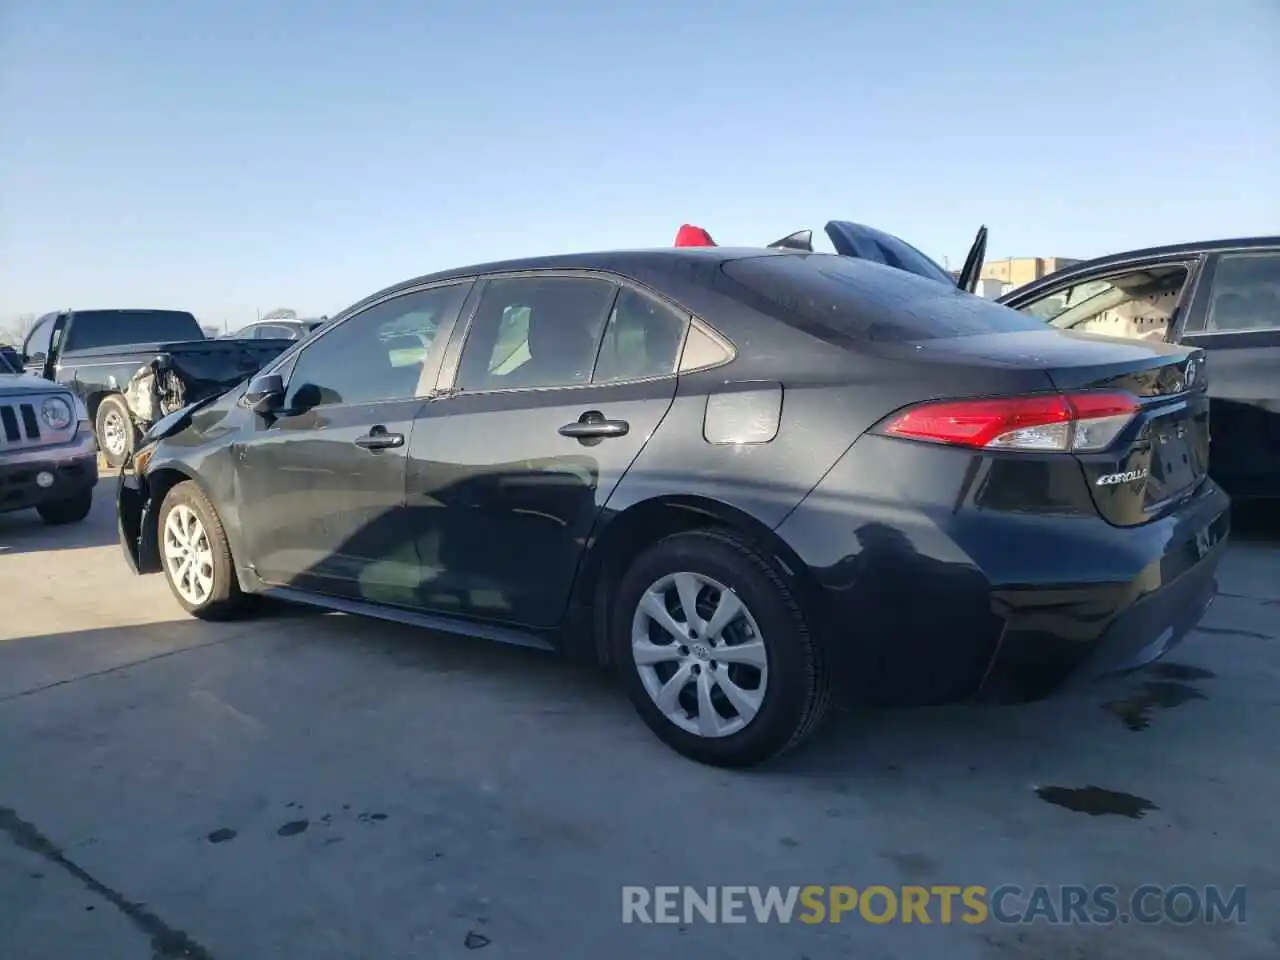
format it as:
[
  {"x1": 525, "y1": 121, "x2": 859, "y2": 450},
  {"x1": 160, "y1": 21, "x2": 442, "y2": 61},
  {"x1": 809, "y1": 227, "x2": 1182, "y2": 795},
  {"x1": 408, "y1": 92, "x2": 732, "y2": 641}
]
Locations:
[
  {"x1": 719, "y1": 254, "x2": 1048, "y2": 343},
  {"x1": 64, "y1": 310, "x2": 204, "y2": 351}
]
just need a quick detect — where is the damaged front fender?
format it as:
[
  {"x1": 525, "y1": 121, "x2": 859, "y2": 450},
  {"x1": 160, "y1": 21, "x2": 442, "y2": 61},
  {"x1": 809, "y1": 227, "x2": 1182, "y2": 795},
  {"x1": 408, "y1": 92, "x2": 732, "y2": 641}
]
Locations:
[{"x1": 116, "y1": 461, "x2": 161, "y2": 574}]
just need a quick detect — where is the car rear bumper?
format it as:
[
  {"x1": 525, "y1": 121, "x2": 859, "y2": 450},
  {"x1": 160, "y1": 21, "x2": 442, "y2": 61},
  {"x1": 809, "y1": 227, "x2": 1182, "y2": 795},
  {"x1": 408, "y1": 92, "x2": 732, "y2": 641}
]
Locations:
[
  {"x1": 774, "y1": 433, "x2": 1232, "y2": 707},
  {"x1": 978, "y1": 495, "x2": 1227, "y2": 702},
  {"x1": 0, "y1": 432, "x2": 98, "y2": 514}
]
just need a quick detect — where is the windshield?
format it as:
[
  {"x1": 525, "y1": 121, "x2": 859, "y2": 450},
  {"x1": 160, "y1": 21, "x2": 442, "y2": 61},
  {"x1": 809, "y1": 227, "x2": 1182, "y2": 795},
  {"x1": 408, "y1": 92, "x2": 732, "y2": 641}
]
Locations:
[
  {"x1": 0, "y1": 346, "x2": 17, "y2": 373},
  {"x1": 63, "y1": 310, "x2": 203, "y2": 351}
]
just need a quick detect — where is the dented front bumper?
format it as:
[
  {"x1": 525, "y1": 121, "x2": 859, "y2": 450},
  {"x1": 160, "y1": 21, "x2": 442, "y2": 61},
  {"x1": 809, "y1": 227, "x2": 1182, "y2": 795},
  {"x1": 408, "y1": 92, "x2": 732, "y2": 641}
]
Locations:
[{"x1": 117, "y1": 457, "x2": 160, "y2": 574}]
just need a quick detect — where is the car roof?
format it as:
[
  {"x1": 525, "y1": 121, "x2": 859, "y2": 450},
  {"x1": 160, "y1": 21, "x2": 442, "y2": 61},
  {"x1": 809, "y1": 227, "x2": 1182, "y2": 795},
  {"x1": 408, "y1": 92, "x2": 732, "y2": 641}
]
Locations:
[
  {"x1": 1001, "y1": 235, "x2": 1280, "y2": 303},
  {"x1": 1080, "y1": 235, "x2": 1280, "y2": 265},
  {"x1": 363, "y1": 246, "x2": 793, "y2": 301}
]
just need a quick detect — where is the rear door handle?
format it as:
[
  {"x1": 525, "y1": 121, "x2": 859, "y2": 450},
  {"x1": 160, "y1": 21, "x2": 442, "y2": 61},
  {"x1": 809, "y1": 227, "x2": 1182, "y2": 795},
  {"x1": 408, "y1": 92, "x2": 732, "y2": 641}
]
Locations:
[
  {"x1": 354, "y1": 425, "x2": 404, "y2": 450},
  {"x1": 559, "y1": 412, "x2": 630, "y2": 439}
]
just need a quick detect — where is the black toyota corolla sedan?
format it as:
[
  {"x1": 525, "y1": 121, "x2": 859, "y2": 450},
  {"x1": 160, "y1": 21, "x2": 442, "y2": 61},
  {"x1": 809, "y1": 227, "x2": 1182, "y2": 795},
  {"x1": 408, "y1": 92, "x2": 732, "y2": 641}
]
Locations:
[{"x1": 117, "y1": 243, "x2": 1229, "y2": 767}]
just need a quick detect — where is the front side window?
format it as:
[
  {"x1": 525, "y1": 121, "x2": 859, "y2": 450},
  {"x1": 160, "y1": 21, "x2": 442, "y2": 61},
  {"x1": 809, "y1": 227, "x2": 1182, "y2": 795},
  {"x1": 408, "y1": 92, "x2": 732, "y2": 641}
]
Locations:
[
  {"x1": 1018, "y1": 266, "x2": 1188, "y2": 342},
  {"x1": 1204, "y1": 252, "x2": 1280, "y2": 332},
  {"x1": 284, "y1": 283, "x2": 469, "y2": 409},
  {"x1": 455, "y1": 276, "x2": 617, "y2": 391}
]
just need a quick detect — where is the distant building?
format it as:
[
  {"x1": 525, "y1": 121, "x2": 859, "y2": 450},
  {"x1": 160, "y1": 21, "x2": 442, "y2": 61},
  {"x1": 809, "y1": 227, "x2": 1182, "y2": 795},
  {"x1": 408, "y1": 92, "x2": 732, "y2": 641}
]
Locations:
[
  {"x1": 975, "y1": 256, "x2": 1081, "y2": 298},
  {"x1": 949, "y1": 256, "x2": 1080, "y2": 298}
]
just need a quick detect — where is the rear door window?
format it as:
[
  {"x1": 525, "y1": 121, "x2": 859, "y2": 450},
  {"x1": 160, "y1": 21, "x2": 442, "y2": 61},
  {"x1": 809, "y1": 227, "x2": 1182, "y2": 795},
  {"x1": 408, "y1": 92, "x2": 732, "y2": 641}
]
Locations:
[
  {"x1": 1200, "y1": 252, "x2": 1280, "y2": 332},
  {"x1": 720, "y1": 254, "x2": 1047, "y2": 343},
  {"x1": 593, "y1": 288, "x2": 689, "y2": 383},
  {"x1": 454, "y1": 276, "x2": 618, "y2": 391}
]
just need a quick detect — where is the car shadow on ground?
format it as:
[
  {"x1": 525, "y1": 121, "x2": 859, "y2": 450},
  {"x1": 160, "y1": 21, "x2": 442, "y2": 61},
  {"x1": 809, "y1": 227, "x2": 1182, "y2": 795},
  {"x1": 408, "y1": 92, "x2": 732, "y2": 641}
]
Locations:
[
  {"x1": 1, "y1": 599, "x2": 1261, "y2": 787},
  {"x1": 0, "y1": 507, "x2": 120, "y2": 556}
]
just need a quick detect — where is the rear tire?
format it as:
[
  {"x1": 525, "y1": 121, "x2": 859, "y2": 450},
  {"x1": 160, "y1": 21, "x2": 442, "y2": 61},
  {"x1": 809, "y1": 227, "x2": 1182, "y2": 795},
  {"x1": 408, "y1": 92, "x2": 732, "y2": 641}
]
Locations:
[
  {"x1": 612, "y1": 529, "x2": 830, "y2": 768},
  {"x1": 94, "y1": 395, "x2": 138, "y2": 468},
  {"x1": 157, "y1": 481, "x2": 250, "y2": 620},
  {"x1": 36, "y1": 490, "x2": 93, "y2": 525}
]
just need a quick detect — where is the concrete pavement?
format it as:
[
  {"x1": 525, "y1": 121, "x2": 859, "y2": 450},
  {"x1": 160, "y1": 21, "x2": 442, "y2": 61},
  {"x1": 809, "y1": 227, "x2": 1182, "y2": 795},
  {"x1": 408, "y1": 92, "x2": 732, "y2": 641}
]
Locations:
[{"x1": 1, "y1": 490, "x2": 1278, "y2": 959}]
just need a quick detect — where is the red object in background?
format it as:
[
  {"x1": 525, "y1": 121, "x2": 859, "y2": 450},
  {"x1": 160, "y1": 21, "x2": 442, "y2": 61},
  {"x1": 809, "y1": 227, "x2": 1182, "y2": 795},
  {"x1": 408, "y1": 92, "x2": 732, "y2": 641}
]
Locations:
[{"x1": 674, "y1": 224, "x2": 716, "y2": 247}]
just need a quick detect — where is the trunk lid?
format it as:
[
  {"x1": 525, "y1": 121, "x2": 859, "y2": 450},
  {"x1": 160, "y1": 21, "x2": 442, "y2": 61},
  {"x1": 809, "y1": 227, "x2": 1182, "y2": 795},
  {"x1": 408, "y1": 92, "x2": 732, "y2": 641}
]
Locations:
[
  {"x1": 1056, "y1": 345, "x2": 1210, "y2": 527},
  {"x1": 900, "y1": 329, "x2": 1209, "y2": 525}
]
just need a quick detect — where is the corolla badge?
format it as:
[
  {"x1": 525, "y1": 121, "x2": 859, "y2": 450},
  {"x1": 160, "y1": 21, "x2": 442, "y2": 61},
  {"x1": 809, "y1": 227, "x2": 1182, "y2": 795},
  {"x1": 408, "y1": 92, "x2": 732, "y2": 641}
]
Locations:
[{"x1": 1096, "y1": 468, "x2": 1149, "y2": 486}]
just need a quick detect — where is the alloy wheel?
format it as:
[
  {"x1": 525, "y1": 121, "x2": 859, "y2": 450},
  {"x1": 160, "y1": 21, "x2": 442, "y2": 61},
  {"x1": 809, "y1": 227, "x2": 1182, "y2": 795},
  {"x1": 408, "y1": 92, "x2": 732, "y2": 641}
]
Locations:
[
  {"x1": 631, "y1": 571, "x2": 769, "y2": 738},
  {"x1": 163, "y1": 504, "x2": 215, "y2": 606}
]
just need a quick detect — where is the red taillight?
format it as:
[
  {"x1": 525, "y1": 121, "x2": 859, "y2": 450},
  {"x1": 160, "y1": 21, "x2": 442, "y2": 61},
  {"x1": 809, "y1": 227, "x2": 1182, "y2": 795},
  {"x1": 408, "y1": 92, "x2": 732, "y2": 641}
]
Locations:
[{"x1": 880, "y1": 391, "x2": 1141, "y2": 452}]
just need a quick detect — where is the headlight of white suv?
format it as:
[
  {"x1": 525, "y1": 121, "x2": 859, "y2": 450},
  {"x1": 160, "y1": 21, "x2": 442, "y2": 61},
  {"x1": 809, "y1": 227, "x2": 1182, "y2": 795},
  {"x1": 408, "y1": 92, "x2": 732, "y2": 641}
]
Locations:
[{"x1": 41, "y1": 396, "x2": 74, "y2": 430}]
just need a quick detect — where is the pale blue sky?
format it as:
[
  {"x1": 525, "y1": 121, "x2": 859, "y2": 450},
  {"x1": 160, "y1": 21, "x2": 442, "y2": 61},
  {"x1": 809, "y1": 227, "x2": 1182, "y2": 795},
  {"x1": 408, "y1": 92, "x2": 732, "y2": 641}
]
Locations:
[{"x1": 1, "y1": 0, "x2": 1277, "y2": 328}]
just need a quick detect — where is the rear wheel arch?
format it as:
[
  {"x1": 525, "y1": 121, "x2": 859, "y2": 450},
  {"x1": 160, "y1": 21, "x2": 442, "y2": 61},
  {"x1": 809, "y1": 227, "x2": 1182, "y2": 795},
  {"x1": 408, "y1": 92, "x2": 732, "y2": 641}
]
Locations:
[{"x1": 573, "y1": 494, "x2": 820, "y2": 666}]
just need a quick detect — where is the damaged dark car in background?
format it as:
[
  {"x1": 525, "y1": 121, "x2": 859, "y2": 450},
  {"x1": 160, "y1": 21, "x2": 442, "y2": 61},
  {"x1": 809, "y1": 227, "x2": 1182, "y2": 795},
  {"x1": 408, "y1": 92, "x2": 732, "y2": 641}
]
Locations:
[{"x1": 18, "y1": 308, "x2": 294, "y2": 466}]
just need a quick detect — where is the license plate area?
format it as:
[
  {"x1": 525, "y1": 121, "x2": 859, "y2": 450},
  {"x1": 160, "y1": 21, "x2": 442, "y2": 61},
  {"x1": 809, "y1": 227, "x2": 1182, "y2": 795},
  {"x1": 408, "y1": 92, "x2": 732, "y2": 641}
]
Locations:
[{"x1": 1143, "y1": 404, "x2": 1208, "y2": 508}]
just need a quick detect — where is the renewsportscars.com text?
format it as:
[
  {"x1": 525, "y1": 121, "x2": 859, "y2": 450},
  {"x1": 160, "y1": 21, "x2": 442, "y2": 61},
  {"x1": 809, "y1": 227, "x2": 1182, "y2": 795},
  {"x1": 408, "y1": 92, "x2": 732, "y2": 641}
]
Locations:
[{"x1": 621, "y1": 884, "x2": 1247, "y2": 925}]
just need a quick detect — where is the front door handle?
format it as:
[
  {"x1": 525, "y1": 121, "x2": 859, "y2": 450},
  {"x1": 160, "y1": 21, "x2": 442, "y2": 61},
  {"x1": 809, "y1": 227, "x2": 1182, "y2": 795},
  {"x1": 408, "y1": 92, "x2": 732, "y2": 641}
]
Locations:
[
  {"x1": 559, "y1": 411, "x2": 630, "y2": 440},
  {"x1": 354, "y1": 425, "x2": 404, "y2": 450}
]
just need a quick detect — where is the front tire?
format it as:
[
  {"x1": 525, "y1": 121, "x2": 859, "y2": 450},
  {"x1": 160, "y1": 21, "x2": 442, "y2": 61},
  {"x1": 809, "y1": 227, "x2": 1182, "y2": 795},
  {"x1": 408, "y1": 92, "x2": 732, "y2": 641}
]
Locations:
[
  {"x1": 36, "y1": 490, "x2": 93, "y2": 525},
  {"x1": 612, "y1": 529, "x2": 830, "y2": 768},
  {"x1": 95, "y1": 395, "x2": 138, "y2": 468},
  {"x1": 157, "y1": 481, "x2": 249, "y2": 620}
]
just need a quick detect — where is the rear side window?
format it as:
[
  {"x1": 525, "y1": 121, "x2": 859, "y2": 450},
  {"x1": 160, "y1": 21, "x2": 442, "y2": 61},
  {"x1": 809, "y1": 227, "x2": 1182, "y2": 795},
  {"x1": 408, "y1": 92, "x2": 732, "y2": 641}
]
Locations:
[
  {"x1": 720, "y1": 254, "x2": 1048, "y2": 343},
  {"x1": 63, "y1": 311, "x2": 203, "y2": 350}
]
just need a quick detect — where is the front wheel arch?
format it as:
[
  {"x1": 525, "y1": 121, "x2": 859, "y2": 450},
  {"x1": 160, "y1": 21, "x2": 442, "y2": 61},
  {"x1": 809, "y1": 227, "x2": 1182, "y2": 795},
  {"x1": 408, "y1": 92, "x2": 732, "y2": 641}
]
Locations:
[{"x1": 139, "y1": 465, "x2": 212, "y2": 572}]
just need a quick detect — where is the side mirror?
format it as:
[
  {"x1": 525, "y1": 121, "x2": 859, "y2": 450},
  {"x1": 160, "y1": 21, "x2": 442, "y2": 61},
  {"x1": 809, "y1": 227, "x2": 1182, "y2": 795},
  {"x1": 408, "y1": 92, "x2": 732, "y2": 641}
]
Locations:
[{"x1": 245, "y1": 373, "x2": 285, "y2": 415}]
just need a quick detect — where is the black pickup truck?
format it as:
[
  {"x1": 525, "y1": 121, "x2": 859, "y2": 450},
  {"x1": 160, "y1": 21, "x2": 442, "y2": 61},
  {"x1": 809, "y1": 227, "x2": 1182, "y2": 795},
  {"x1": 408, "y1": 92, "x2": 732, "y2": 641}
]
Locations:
[{"x1": 18, "y1": 308, "x2": 293, "y2": 466}]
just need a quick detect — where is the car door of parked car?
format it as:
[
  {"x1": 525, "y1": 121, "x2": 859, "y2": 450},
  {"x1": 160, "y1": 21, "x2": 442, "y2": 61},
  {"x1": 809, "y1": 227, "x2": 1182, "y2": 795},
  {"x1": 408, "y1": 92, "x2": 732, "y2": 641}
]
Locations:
[
  {"x1": 1175, "y1": 248, "x2": 1280, "y2": 501},
  {"x1": 400, "y1": 273, "x2": 688, "y2": 628},
  {"x1": 233, "y1": 281, "x2": 472, "y2": 601}
]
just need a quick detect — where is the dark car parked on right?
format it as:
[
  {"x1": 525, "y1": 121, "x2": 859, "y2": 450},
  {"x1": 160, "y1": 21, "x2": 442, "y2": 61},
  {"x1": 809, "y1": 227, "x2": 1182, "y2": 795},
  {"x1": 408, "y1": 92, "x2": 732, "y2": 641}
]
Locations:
[
  {"x1": 998, "y1": 236, "x2": 1280, "y2": 504},
  {"x1": 117, "y1": 236, "x2": 1229, "y2": 767}
]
